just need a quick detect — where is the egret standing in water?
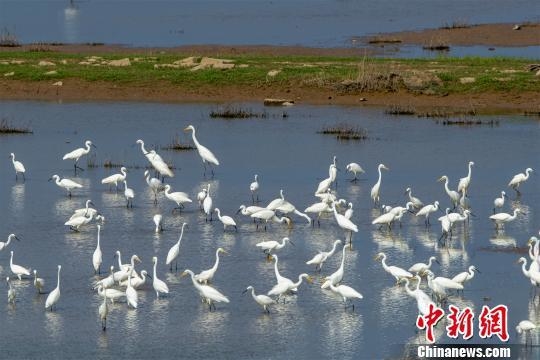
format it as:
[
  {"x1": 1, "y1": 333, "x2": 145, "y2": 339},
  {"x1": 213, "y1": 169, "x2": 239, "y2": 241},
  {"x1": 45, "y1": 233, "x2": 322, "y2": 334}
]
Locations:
[
  {"x1": 144, "y1": 170, "x2": 165, "y2": 204},
  {"x1": 152, "y1": 256, "x2": 169, "y2": 299},
  {"x1": 153, "y1": 214, "x2": 163, "y2": 233},
  {"x1": 203, "y1": 184, "x2": 213, "y2": 221},
  {"x1": 184, "y1": 125, "x2": 220, "y2": 177},
  {"x1": 250, "y1": 174, "x2": 259, "y2": 203},
  {"x1": 33, "y1": 270, "x2": 45, "y2": 294},
  {"x1": 10, "y1": 153, "x2": 26, "y2": 181},
  {"x1": 0, "y1": 234, "x2": 19, "y2": 252},
  {"x1": 215, "y1": 208, "x2": 237, "y2": 231},
  {"x1": 98, "y1": 293, "x2": 108, "y2": 331},
  {"x1": 166, "y1": 222, "x2": 187, "y2": 271},
  {"x1": 63, "y1": 140, "x2": 96, "y2": 173},
  {"x1": 45, "y1": 265, "x2": 61, "y2": 311},
  {"x1": 181, "y1": 269, "x2": 229, "y2": 310},
  {"x1": 328, "y1": 282, "x2": 363, "y2": 311},
  {"x1": 346, "y1": 162, "x2": 364, "y2": 182},
  {"x1": 93, "y1": 225, "x2": 103, "y2": 274},
  {"x1": 10, "y1": 251, "x2": 31, "y2": 280},
  {"x1": 416, "y1": 201, "x2": 440, "y2": 226},
  {"x1": 489, "y1": 209, "x2": 521, "y2": 230},
  {"x1": 438, "y1": 175, "x2": 460, "y2": 209},
  {"x1": 101, "y1": 166, "x2": 127, "y2": 191},
  {"x1": 458, "y1": 161, "x2": 474, "y2": 195},
  {"x1": 243, "y1": 286, "x2": 273, "y2": 313},
  {"x1": 256, "y1": 237, "x2": 294, "y2": 260},
  {"x1": 332, "y1": 204, "x2": 358, "y2": 246},
  {"x1": 195, "y1": 247, "x2": 227, "y2": 284},
  {"x1": 371, "y1": 164, "x2": 389, "y2": 204},
  {"x1": 374, "y1": 252, "x2": 413, "y2": 284},
  {"x1": 508, "y1": 167, "x2": 533, "y2": 194},
  {"x1": 49, "y1": 175, "x2": 83, "y2": 197},
  {"x1": 164, "y1": 184, "x2": 192, "y2": 213},
  {"x1": 306, "y1": 239, "x2": 342, "y2": 272},
  {"x1": 123, "y1": 180, "x2": 135, "y2": 208},
  {"x1": 493, "y1": 191, "x2": 507, "y2": 213}
]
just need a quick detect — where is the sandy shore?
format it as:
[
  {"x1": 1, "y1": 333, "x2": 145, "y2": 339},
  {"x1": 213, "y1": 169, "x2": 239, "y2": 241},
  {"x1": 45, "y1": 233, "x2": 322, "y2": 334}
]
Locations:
[{"x1": 1, "y1": 22, "x2": 539, "y2": 114}]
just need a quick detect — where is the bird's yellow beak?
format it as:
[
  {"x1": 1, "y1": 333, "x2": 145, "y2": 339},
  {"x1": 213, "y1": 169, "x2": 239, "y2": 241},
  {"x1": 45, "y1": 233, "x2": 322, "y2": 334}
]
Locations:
[
  {"x1": 306, "y1": 276, "x2": 314, "y2": 284},
  {"x1": 183, "y1": 127, "x2": 190, "y2": 132},
  {"x1": 373, "y1": 255, "x2": 380, "y2": 261},
  {"x1": 437, "y1": 176, "x2": 444, "y2": 182},
  {"x1": 180, "y1": 271, "x2": 188, "y2": 277}
]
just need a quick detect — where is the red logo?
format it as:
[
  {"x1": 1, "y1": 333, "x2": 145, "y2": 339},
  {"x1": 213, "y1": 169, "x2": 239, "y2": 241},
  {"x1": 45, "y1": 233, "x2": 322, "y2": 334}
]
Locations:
[
  {"x1": 416, "y1": 303, "x2": 445, "y2": 343},
  {"x1": 478, "y1": 305, "x2": 509, "y2": 342},
  {"x1": 446, "y1": 305, "x2": 474, "y2": 340}
]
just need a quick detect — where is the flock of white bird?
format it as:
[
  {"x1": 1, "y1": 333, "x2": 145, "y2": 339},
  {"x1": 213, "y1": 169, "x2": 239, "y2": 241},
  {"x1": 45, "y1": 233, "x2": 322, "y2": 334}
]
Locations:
[{"x1": 4, "y1": 125, "x2": 538, "y2": 343}]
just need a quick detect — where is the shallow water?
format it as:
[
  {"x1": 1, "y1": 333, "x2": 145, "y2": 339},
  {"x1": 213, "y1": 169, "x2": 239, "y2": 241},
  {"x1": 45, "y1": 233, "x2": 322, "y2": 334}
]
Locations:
[
  {"x1": 0, "y1": 101, "x2": 539, "y2": 359},
  {"x1": 0, "y1": 0, "x2": 538, "y2": 49}
]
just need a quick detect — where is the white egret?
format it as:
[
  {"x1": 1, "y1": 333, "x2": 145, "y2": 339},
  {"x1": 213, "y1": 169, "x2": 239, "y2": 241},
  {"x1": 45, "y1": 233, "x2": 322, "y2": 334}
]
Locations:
[
  {"x1": 516, "y1": 320, "x2": 537, "y2": 347},
  {"x1": 195, "y1": 248, "x2": 227, "y2": 284},
  {"x1": 93, "y1": 266, "x2": 116, "y2": 290},
  {"x1": 33, "y1": 270, "x2": 45, "y2": 294},
  {"x1": 125, "y1": 267, "x2": 138, "y2": 309},
  {"x1": 49, "y1": 174, "x2": 83, "y2": 197},
  {"x1": 332, "y1": 204, "x2": 358, "y2": 246},
  {"x1": 372, "y1": 211, "x2": 397, "y2": 230},
  {"x1": 276, "y1": 200, "x2": 312, "y2": 224},
  {"x1": 182, "y1": 269, "x2": 229, "y2": 310},
  {"x1": 329, "y1": 282, "x2": 363, "y2": 311},
  {"x1": 147, "y1": 150, "x2": 174, "y2": 179},
  {"x1": 306, "y1": 239, "x2": 342, "y2": 272},
  {"x1": 144, "y1": 170, "x2": 165, "y2": 204},
  {"x1": 493, "y1": 191, "x2": 507, "y2": 213},
  {"x1": 123, "y1": 180, "x2": 135, "y2": 208},
  {"x1": 197, "y1": 188, "x2": 207, "y2": 209},
  {"x1": 151, "y1": 214, "x2": 162, "y2": 233},
  {"x1": 438, "y1": 175, "x2": 460, "y2": 209},
  {"x1": 270, "y1": 254, "x2": 288, "y2": 285},
  {"x1": 152, "y1": 256, "x2": 169, "y2": 299},
  {"x1": 93, "y1": 225, "x2": 103, "y2": 274},
  {"x1": 69, "y1": 199, "x2": 98, "y2": 220},
  {"x1": 268, "y1": 273, "x2": 311, "y2": 300},
  {"x1": 329, "y1": 156, "x2": 338, "y2": 184},
  {"x1": 45, "y1": 265, "x2": 61, "y2": 311},
  {"x1": 408, "y1": 256, "x2": 439, "y2": 276},
  {"x1": 346, "y1": 162, "x2": 364, "y2": 182},
  {"x1": 315, "y1": 175, "x2": 333, "y2": 195},
  {"x1": 164, "y1": 184, "x2": 192, "y2": 213},
  {"x1": 508, "y1": 167, "x2": 533, "y2": 194},
  {"x1": 426, "y1": 270, "x2": 463, "y2": 301},
  {"x1": 63, "y1": 140, "x2": 95, "y2": 172},
  {"x1": 215, "y1": 208, "x2": 237, "y2": 231},
  {"x1": 266, "y1": 189, "x2": 285, "y2": 210},
  {"x1": 10, "y1": 251, "x2": 31, "y2": 280},
  {"x1": 0, "y1": 233, "x2": 19, "y2": 252},
  {"x1": 250, "y1": 209, "x2": 291, "y2": 231},
  {"x1": 416, "y1": 201, "x2": 440, "y2": 226},
  {"x1": 517, "y1": 258, "x2": 540, "y2": 290},
  {"x1": 119, "y1": 270, "x2": 150, "y2": 289},
  {"x1": 405, "y1": 187, "x2": 424, "y2": 209},
  {"x1": 98, "y1": 293, "x2": 108, "y2": 331},
  {"x1": 203, "y1": 184, "x2": 213, "y2": 221},
  {"x1": 344, "y1": 202, "x2": 354, "y2": 220},
  {"x1": 10, "y1": 153, "x2": 26, "y2": 181},
  {"x1": 65, "y1": 211, "x2": 97, "y2": 231},
  {"x1": 401, "y1": 276, "x2": 434, "y2": 316},
  {"x1": 166, "y1": 222, "x2": 187, "y2": 271},
  {"x1": 370, "y1": 164, "x2": 389, "y2": 204},
  {"x1": 6, "y1": 277, "x2": 16, "y2": 304},
  {"x1": 97, "y1": 284, "x2": 126, "y2": 304},
  {"x1": 250, "y1": 174, "x2": 259, "y2": 203},
  {"x1": 243, "y1": 286, "x2": 273, "y2": 313},
  {"x1": 321, "y1": 244, "x2": 350, "y2": 289},
  {"x1": 375, "y1": 252, "x2": 413, "y2": 284},
  {"x1": 304, "y1": 201, "x2": 332, "y2": 227},
  {"x1": 101, "y1": 167, "x2": 127, "y2": 191},
  {"x1": 237, "y1": 204, "x2": 265, "y2": 218},
  {"x1": 113, "y1": 252, "x2": 141, "y2": 281},
  {"x1": 489, "y1": 209, "x2": 521, "y2": 229},
  {"x1": 256, "y1": 237, "x2": 294, "y2": 259},
  {"x1": 184, "y1": 125, "x2": 220, "y2": 176},
  {"x1": 446, "y1": 209, "x2": 471, "y2": 227},
  {"x1": 458, "y1": 161, "x2": 474, "y2": 195},
  {"x1": 451, "y1": 265, "x2": 480, "y2": 293}
]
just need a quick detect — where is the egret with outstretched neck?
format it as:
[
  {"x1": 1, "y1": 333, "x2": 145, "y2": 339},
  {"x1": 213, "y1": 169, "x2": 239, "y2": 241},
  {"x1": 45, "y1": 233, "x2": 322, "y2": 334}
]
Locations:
[
  {"x1": 63, "y1": 140, "x2": 95, "y2": 173},
  {"x1": 10, "y1": 251, "x2": 31, "y2": 280},
  {"x1": 215, "y1": 208, "x2": 237, "y2": 231},
  {"x1": 166, "y1": 222, "x2": 187, "y2": 271},
  {"x1": 49, "y1": 175, "x2": 83, "y2": 197},
  {"x1": 438, "y1": 175, "x2": 460, "y2": 209},
  {"x1": 195, "y1": 248, "x2": 227, "y2": 284},
  {"x1": 0, "y1": 234, "x2": 19, "y2": 252},
  {"x1": 10, "y1": 153, "x2": 26, "y2": 181},
  {"x1": 152, "y1": 257, "x2": 169, "y2": 298},
  {"x1": 508, "y1": 168, "x2": 533, "y2": 194},
  {"x1": 371, "y1": 164, "x2": 389, "y2": 204},
  {"x1": 306, "y1": 239, "x2": 342, "y2": 272},
  {"x1": 184, "y1": 125, "x2": 220, "y2": 176},
  {"x1": 45, "y1": 265, "x2": 61, "y2": 311},
  {"x1": 93, "y1": 225, "x2": 102, "y2": 274},
  {"x1": 182, "y1": 269, "x2": 229, "y2": 310},
  {"x1": 458, "y1": 161, "x2": 474, "y2": 195}
]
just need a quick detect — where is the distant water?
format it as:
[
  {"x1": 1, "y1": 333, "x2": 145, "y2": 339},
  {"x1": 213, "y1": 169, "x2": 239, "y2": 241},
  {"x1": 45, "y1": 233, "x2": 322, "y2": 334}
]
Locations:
[{"x1": 0, "y1": 0, "x2": 538, "y2": 49}]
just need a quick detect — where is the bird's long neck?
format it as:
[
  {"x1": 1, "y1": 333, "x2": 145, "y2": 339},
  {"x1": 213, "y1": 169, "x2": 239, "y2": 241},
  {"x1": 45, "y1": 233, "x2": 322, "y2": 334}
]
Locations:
[
  {"x1": 139, "y1": 141, "x2": 147, "y2": 154},
  {"x1": 97, "y1": 228, "x2": 100, "y2": 247},
  {"x1": 467, "y1": 164, "x2": 472, "y2": 178},
  {"x1": 273, "y1": 258, "x2": 281, "y2": 280},
  {"x1": 153, "y1": 260, "x2": 158, "y2": 278},
  {"x1": 533, "y1": 241, "x2": 539, "y2": 258},
  {"x1": 11, "y1": 155, "x2": 15, "y2": 164},
  {"x1": 216, "y1": 209, "x2": 221, "y2": 219},
  {"x1": 468, "y1": 268, "x2": 475, "y2": 279},
  {"x1": 339, "y1": 246, "x2": 347, "y2": 269},
  {"x1": 444, "y1": 179, "x2": 451, "y2": 194},
  {"x1": 521, "y1": 261, "x2": 529, "y2": 277},
  {"x1": 525, "y1": 170, "x2": 531, "y2": 179},
  {"x1": 85, "y1": 143, "x2": 91, "y2": 152},
  {"x1": 10, "y1": 252, "x2": 13, "y2": 265},
  {"x1": 415, "y1": 277, "x2": 422, "y2": 291},
  {"x1": 404, "y1": 279, "x2": 415, "y2": 297},
  {"x1": 190, "y1": 129, "x2": 201, "y2": 148},
  {"x1": 188, "y1": 271, "x2": 202, "y2": 290},
  {"x1": 56, "y1": 267, "x2": 61, "y2": 289},
  {"x1": 250, "y1": 288, "x2": 257, "y2": 300},
  {"x1": 292, "y1": 275, "x2": 305, "y2": 288},
  {"x1": 6, "y1": 237, "x2": 11, "y2": 246},
  {"x1": 380, "y1": 256, "x2": 389, "y2": 272},
  {"x1": 377, "y1": 167, "x2": 383, "y2": 185},
  {"x1": 55, "y1": 177, "x2": 61, "y2": 185},
  {"x1": 328, "y1": 242, "x2": 339, "y2": 257},
  {"x1": 128, "y1": 268, "x2": 134, "y2": 288},
  {"x1": 117, "y1": 254, "x2": 123, "y2": 269},
  {"x1": 427, "y1": 258, "x2": 433, "y2": 268},
  {"x1": 211, "y1": 250, "x2": 221, "y2": 272}
]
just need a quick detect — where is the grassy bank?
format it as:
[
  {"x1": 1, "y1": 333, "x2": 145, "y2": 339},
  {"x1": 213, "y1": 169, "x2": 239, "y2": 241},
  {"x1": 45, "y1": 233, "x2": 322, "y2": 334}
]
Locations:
[{"x1": 0, "y1": 50, "x2": 538, "y2": 96}]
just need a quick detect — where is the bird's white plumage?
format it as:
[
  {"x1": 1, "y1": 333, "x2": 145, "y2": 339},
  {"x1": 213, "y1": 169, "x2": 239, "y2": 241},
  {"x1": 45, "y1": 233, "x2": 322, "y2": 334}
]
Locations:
[{"x1": 45, "y1": 265, "x2": 61, "y2": 310}]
